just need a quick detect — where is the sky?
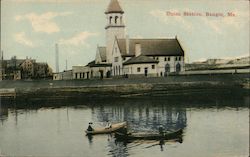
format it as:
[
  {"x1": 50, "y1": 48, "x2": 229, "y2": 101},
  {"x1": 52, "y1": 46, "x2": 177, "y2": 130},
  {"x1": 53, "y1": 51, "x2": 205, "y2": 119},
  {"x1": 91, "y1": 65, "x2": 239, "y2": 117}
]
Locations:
[{"x1": 1, "y1": 0, "x2": 249, "y2": 72}]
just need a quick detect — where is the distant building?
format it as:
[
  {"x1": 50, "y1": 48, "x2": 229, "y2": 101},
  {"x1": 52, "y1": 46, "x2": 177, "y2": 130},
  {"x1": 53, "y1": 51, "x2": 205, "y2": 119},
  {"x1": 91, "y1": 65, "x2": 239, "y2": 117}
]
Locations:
[
  {"x1": 74, "y1": 0, "x2": 185, "y2": 79},
  {"x1": 20, "y1": 58, "x2": 36, "y2": 79},
  {"x1": 53, "y1": 70, "x2": 73, "y2": 80},
  {"x1": 1, "y1": 56, "x2": 52, "y2": 80},
  {"x1": 34, "y1": 62, "x2": 52, "y2": 79},
  {"x1": 2, "y1": 56, "x2": 25, "y2": 80}
]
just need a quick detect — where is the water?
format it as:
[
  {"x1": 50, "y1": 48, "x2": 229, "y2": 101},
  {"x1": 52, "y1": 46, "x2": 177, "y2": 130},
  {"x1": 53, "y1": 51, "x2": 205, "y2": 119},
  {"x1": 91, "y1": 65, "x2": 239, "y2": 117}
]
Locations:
[{"x1": 0, "y1": 97, "x2": 249, "y2": 157}]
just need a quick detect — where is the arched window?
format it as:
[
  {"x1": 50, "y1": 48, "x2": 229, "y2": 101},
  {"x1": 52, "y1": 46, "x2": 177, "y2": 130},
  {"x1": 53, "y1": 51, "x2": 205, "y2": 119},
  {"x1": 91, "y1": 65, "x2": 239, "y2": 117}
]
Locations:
[
  {"x1": 176, "y1": 63, "x2": 181, "y2": 73},
  {"x1": 109, "y1": 16, "x2": 112, "y2": 24},
  {"x1": 115, "y1": 16, "x2": 118, "y2": 24},
  {"x1": 165, "y1": 64, "x2": 170, "y2": 73}
]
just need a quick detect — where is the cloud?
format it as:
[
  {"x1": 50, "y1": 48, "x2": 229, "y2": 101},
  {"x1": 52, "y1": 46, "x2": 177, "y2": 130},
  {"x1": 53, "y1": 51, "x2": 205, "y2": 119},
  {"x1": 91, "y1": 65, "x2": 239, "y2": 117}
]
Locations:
[
  {"x1": 200, "y1": 17, "x2": 222, "y2": 34},
  {"x1": 59, "y1": 31, "x2": 98, "y2": 46},
  {"x1": 15, "y1": 12, "x2": 72, "y2": 34},
  {"x1": 150, "y1": 9, "x2": 193, "y2": 31},
  {"x1": 14, "y1": 32, "x2": 34, "y2": 47}
]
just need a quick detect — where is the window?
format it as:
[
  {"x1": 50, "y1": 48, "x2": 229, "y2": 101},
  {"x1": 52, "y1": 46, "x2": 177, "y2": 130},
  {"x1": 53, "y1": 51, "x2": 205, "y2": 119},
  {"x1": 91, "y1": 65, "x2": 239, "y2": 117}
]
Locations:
[
  {"x1": 115, "y1": 16, "x2": 118, "y2": 24},
  {"x1": 179, "y1": 57, "x2": 181, "y2": 61},
  {"x1": 152, "y1": 65, "x2": 155, "y2": 69},
  {"x1": 114, "y1": 57, "x2": 119, "y2": 62},
  {"x1": 123, "y1": 57, "x2": 126, "y2": 61},
  {"x1": 137, "y1": 67, "x2": 141, "y2": 72},
  {"x1": 156, "y1": 57, "x2": 159, "y2": 60},
  {"x1": 176, "y1": 63, "x2": 181, "y2": 72},
  {"x1": 109, "y1": 16, "x2": 112, "y2": 24},
  {"x1": 175, "y1": 57, "x2": 178, "y2": 61},
  {"x1": 164, "y1": 57, "x2": 167, "y2": 61},
  {"x1": 168, "y1": 57, "x2": 171, "y2": 61}
]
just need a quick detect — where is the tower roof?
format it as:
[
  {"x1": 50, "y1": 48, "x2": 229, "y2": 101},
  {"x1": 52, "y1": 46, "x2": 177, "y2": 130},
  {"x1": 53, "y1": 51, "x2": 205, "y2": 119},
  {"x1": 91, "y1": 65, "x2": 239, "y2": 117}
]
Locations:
[{"x1": 105, "y1": 0, "x2": 124, "y2": 14}]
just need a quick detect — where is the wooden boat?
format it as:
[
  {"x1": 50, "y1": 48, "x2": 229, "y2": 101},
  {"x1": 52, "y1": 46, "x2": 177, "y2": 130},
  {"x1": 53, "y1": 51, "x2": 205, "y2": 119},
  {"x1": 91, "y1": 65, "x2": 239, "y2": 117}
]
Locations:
[
  {"x1": 115, "y1": 129, "x2": 183, "y2": 141},
  {"x1": 85, "y1": 122, "x2": 127, "y2": 135}
]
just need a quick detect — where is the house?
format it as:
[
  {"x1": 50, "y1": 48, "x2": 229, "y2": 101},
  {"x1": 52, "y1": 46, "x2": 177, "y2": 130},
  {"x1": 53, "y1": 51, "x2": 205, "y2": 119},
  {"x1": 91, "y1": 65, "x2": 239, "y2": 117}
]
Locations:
[
  {"x1": 20, "y1": 58, "x2": 36, "y2": 79},
  {"x1": 73, "y1": 0, "x2": 185, "y2": 79}
]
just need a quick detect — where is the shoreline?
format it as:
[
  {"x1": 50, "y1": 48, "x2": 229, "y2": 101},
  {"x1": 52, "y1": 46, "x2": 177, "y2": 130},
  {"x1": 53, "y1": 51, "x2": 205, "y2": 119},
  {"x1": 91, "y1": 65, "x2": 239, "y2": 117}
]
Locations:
[{"x1": 0, "y1": 73, "x2": 249, "y2": 102}]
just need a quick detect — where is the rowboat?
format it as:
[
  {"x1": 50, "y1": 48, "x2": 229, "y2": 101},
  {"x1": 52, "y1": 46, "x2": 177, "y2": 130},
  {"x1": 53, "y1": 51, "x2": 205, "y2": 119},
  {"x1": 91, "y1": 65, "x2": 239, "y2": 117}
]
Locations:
[
  {"x1": 115, "y1": 129, "x2": 183, "y2": 141},
  {"x1": 85, "y1": 122, "x2": 127, "y2": 135}
]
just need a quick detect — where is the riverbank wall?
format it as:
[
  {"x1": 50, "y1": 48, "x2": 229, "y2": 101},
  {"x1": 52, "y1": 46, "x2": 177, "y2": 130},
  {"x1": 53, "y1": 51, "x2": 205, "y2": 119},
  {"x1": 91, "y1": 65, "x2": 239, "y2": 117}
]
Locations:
[{"x1": 0, "y1": 73, "x2": 249, "y2": 102}]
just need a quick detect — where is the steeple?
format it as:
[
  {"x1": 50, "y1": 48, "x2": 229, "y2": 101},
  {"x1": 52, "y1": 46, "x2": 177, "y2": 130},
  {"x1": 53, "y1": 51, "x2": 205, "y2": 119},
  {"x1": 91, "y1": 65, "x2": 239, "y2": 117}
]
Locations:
[
  {"x1": 105, "y1": 0, "x2": 125, "y2": 63},
  {"x1": 105, "y1": 0, "x2": 124, "y2": 14}
]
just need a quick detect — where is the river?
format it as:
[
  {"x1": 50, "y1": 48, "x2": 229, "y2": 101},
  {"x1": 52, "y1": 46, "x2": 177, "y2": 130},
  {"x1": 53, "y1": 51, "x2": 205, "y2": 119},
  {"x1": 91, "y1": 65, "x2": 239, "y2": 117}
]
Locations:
[{"x1": 0, "y1": 96, "x2": 249, "y2": 157}]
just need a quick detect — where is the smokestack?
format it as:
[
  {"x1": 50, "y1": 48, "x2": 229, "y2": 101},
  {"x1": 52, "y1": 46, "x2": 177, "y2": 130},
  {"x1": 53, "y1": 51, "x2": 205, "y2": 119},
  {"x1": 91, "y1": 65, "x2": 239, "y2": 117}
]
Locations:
[
  {"x1": 55, "y1": 43, "x2": 59, "y2": 73},
  {"x1": 126, "y1": 35, "x2": 129, "y2": 54}
]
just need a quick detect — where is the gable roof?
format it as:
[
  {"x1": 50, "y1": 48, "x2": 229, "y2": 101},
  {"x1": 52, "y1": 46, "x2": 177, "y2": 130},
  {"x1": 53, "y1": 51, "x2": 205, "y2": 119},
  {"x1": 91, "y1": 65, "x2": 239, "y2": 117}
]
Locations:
[
  {"x1": 123, "y1": 55, "x2": 159, "y2": 65},
  {"x1": 105, "y1": 0, "x2": 124, "y2": 14},
  {"x1": 117, "y1": 38, "x2": 184, "y2": 57},
  {"x1": 98, "y1": 46, "x2": 107, "y2": 62},
  {"x1": 87, "y1": 60, "x2": 111, "y2": 67}
]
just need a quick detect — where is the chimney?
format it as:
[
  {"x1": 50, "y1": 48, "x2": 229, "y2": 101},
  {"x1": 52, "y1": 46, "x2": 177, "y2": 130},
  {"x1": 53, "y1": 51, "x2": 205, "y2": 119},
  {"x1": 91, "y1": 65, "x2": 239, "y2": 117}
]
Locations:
[
  {"x1": 135, "y1": 43, "x2": 141, "y2": 57},
  {"x1": 126, "y1": 35, "x2": 129, "y2": 54}
]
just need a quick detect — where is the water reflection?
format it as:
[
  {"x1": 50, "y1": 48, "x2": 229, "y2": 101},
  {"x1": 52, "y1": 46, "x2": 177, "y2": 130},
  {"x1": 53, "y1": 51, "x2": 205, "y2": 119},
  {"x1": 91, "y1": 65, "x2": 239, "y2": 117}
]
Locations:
[
  {"x1": 107, "y1": 134, "x2": 129, "y2": 157},
  {"x1": 0, "y1": 104, "x2": 8, "y2": 123},
  {"x1": 0, "y1": 95, "x2": 249, "y2": 157},
  {"x1": 91, "y1": 100, "x2": 187, "y2": 132}
]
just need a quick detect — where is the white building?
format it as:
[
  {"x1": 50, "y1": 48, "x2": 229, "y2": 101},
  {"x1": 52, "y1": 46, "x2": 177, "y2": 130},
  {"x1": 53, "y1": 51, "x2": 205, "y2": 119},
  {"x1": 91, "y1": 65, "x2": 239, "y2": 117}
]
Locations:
[
  {"x1": 53, "y1": 70, "x2": 73, "y2": 80},
  {"x1": 74, "y1": 0, "x2": 185, "y2": 79}
]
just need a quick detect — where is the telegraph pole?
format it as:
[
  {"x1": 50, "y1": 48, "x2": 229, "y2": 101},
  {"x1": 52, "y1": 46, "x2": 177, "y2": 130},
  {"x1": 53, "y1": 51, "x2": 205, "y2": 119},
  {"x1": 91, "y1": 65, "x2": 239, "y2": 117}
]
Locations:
[{"x1": 55, "y1": 43, "x2": 59, "y2": 73}]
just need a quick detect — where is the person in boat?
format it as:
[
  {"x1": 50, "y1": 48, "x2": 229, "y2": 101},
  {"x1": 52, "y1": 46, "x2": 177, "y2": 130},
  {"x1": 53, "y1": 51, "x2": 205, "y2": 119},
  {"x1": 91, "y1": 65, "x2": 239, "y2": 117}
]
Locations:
[
  {"x1": 87, "y1": 122, "x2": 94, "y2": 131},
  {"x1": 159, "y1": 126, "x2": 164, "y2": 135},
  {"x1": 105, "y1": 121, "x2": 112, "y2": 129}
]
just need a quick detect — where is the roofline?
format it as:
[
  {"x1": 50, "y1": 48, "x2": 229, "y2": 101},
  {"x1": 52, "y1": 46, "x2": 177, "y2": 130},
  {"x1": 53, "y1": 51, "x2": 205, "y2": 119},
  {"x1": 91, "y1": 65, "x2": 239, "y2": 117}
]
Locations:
[
  {"x1": 176, "y1": 38, "x2": 185, "y2": 55},
  {"x1": 123, "y1": 61, "x2": 159, "y2": 65},
  {"x1": 89, "y1": 64, "x2": 112, "y2": 67},
  {"x1": 105, "y1": 11, "x2": 124, "y2": 14},
  {"x1": 121, "y1": 54, "x2": 184, "y2": 57},
  {"x1": 117, "y1": 38, "x2": 178, "y2": 40},
  {"x1": 145, "y1": 54, "x2": 184, "y2": 57},
  {"x1": 105, "y1": 25, "x2": 125, "y2": 29}
]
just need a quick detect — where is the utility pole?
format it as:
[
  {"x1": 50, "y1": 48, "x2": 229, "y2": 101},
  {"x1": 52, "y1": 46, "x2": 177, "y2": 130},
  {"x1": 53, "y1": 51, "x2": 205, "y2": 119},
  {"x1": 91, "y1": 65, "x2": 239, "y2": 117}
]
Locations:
[
  {"x1": 65, "y1": 60, "x2": 68, "y2": 71},
  {"x1": 55, "y1": 43, "x2": 59, "y2": 73},
  {"x1": 0, "y1": 51, "x2": 2, "y2": 81}
]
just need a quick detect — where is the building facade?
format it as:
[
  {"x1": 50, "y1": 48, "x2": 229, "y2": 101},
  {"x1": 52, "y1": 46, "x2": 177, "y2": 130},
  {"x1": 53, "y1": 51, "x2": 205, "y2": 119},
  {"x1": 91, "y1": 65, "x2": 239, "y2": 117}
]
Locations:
[
  {"x1": 74, "y1": 0, "x2": 185, "y2": 80},
  {"x1": 1, "y1": 56, "x2": 52, "y2": 80}
]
